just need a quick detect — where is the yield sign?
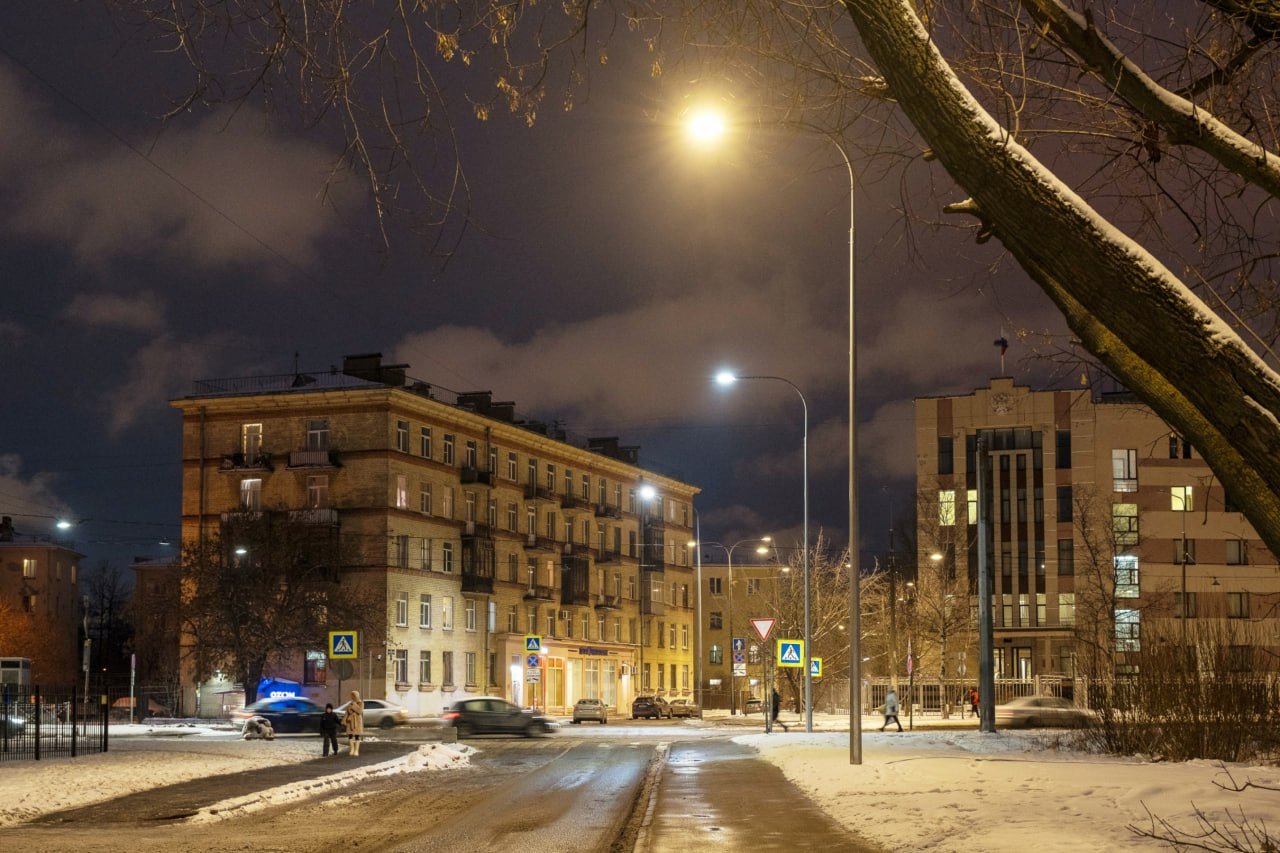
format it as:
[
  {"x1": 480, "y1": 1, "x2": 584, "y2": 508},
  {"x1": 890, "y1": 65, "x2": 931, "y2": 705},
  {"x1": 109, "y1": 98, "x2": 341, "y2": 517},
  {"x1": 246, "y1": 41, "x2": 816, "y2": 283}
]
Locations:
[{"x1": 750, "y1": 618, "x2": 775, "y2": 642}]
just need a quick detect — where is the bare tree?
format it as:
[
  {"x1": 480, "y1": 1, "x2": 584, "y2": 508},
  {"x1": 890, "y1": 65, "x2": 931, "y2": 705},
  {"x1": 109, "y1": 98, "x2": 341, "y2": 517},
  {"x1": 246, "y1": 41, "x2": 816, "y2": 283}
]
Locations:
[{"x1": 181, "y1": 514, "x2": 383, "y2": 704}]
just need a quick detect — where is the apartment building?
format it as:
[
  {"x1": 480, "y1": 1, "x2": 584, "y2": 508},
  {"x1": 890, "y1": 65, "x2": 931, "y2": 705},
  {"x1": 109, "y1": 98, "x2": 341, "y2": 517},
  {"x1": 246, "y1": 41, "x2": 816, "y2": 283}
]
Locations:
[
  {"x1": 700, "y1": 559, "x2": 789, "y2": 710},
  {"x1": 171, "y1": 354, "x2": 698, "y2": 717},
  {"x1": 915, "y1": 377, "x2": 1280, "y2": 678},
  {"x1": 0, "y1": 516, "x2": 82, "y2": 683}
]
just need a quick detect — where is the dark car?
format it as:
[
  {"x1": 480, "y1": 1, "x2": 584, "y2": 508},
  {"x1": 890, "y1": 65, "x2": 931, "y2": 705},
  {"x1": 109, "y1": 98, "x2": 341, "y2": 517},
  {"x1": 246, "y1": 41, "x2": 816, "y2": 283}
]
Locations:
[
  {"x1": 995, "y1": 696, "x2": 1097, "y2": 729},
  {"x1": 631, "y1": 695, "x2": 671, "y2": 720},
  {"x1": 230, "y1": 697, "x2": 324, "y2": 734},
  {"x1": 442, "y1": 698, "x2": 554, "y2": 738}
]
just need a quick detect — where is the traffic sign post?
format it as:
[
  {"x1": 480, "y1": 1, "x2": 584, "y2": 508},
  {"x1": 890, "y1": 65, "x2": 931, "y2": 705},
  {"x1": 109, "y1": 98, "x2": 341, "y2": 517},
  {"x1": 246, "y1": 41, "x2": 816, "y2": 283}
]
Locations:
[
  {"x1": 750, "y1": 618, "x2": 775, "y2": 643},
  {"x1": 776, "y1": 639, "x2": 804, "y2": 668},
  {"x1": 732, "y1": 637, "x2": 747, "y2": 652},
  {"x1": 810, "y1": 657, "x2": 823, "y2": 678},
  {"x1": 524, "y1": 635, "x2": 542, "y2": 652},
  {"x1": 329, "y1": 631, "x2": 358, "y2": 660}
]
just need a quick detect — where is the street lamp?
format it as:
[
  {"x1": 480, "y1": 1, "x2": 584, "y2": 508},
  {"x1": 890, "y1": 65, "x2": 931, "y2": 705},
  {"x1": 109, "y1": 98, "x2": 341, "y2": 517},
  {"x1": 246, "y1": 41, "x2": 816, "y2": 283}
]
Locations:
[
  {"x1": 715, "y1": 370, "x2": 813, "y2": 733},
  {"x1": 699, "y1": 537, "x2": 771, "y2": 714},
  {"x1": 685, "y1": 111, "x2": 859, "y2": 756}
]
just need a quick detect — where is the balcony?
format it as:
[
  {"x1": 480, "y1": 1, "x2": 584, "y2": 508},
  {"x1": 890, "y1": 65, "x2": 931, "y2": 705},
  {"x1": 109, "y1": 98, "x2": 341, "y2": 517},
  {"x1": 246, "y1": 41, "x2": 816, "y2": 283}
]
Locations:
[
  {"x1": 594, "y1": 503, "x2": 621, "y2": 519},
  {"x1": 219, "y1": 452, "x2": 272, "y2": 472},
  {"x1": 219, "y1": 510, "x2": 263, "y2": 524},
  {"x1": 524, "y1": 534, "x2": 558, "y2": 552},
  {"x1": 594, "y1": 548, "x2": 622, "y2": 563},
  {"x1": 462, "y1": 536, "x2": 495, "y2": 595},
  {"x1": 460, "y1": 467, "x2": 496, "y2": 486},
  {"x1": 560, "y1": 494, "x2": 591, "y2": 515},
  {"x1": 288, "y1": 449, "x2": 338, "y2": 468},
  {"x1": 561, "y1": 554, "x2": 591, "y2": 606},
  {"x1": 524, "y1": 484, "x2": 556, "y2": 503},
  {"x1": 594, "y1": 594, "x2": 622, "y2": 611},
  {"x1": 523, "y1": 584, "x2": 557, "y2": 602},
  {"x1": 288, "y1": 508, "x2": 338, "y2": 525},
  {"x1": 463, "y1": 521, "x2": 494, "y2": 540},
  {"x1": 641, "y1": 597, "x2": 666, "y2": 616}
]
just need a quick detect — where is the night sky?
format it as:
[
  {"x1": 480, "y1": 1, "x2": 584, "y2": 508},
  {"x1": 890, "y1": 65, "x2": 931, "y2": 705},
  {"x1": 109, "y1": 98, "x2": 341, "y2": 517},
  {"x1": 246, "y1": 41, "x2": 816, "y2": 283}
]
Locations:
[{"x1": 0, "y1": 3, "x2": 1072, "y2": 574}]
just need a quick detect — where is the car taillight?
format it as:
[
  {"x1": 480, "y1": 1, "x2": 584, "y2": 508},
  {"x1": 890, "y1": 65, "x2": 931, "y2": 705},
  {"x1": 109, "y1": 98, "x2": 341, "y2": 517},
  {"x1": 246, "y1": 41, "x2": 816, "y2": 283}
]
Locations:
[{"x1": 442, "y1": 711, "x2": 459, "y2": 721}]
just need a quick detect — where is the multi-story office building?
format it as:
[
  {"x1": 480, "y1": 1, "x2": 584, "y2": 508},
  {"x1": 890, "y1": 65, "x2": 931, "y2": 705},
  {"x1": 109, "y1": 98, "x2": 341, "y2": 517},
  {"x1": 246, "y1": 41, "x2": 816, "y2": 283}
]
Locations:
[
  {"x1": 0, "y1": 516, "x2": 82, "y2": 683},
  {"x1": 171, "y1": 354, "x2": 698, "y2": 717},
  {"x1": 915, "y1": 377, "x2": 1280, "y2": 678}
]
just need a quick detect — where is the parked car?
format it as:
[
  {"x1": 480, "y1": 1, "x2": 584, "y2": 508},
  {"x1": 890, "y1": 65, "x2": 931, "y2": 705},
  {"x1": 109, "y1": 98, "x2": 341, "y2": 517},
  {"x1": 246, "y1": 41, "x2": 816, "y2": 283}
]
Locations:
[
  {"x1": 995, "y1": 696, "x2": 1096, "y2": 728},
  {"x1": 571, "y1": 698, "x2": 608, "y2": 724},
  {"x1": 2, "y1": 715, "x2": 25, "y2": 735},
  {"x1": 668, "y1": 698, "x2": 702, "y2": 719},
  {"x1": 336, "y1": 698, "x2": 409, "y2": 729},
  {"x1": 230, "y1": 697, "x2": 324, "y2": 733},
  {"x1": 631, "y1": 695, "x2": 671, "y2": 719},
  {"x1": 442, "y1": 698, "x2": 554, "y2": 738},
  {"x1": 743, "y1": 696, "x2": 764, "y2": 714}
]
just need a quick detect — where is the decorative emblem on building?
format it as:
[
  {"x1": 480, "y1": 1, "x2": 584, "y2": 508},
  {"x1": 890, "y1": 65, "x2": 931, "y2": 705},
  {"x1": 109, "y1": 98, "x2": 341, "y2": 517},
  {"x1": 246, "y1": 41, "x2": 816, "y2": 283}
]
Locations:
[{"x1": 990, "y1": 392, "x2": 1013, "y2": 414}]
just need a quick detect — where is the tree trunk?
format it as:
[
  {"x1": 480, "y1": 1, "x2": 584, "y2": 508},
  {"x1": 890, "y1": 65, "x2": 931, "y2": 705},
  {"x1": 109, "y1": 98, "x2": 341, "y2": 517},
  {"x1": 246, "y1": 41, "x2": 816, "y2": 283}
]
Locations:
[{"x1": 841, "y1": 0, "x2": 1280, "y2": 555}]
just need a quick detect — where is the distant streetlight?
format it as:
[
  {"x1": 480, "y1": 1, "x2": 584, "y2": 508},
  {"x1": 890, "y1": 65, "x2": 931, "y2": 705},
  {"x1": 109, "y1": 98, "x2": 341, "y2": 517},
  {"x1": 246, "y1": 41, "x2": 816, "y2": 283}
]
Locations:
[
  {"x1": 234, "y1": 546, "x2": 248, "y2": 556},
  {"x1": 715, "y1": 369, "x2": 812, "y2": 732}
]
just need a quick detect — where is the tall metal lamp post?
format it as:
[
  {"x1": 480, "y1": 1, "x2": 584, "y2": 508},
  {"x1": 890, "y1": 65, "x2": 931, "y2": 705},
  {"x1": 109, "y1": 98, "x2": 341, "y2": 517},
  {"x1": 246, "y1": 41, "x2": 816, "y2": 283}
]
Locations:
[{"x1": 715, "y1": 371, "x2": 812, "y2": 732}]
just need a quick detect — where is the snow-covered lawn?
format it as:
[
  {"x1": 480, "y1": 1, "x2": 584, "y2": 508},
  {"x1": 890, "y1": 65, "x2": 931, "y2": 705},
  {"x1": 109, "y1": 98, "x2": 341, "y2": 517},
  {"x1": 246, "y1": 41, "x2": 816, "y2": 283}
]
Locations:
[{"x1": 741, "y1": 724, "x2": 1280, "y2": 852}]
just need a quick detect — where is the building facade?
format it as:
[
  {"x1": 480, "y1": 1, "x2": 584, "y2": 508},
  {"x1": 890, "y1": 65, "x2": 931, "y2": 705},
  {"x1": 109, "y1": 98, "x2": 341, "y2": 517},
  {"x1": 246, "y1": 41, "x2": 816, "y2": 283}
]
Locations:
[
  {"x1": 915, "y1": 378, "x2": 1280, "y2": 679},
  {"x1": 171, "y1": 354, "x2": 699, "y2": 717},
  {"x1": 0, "y1": 516, "x2": 82, "y2": 684},
  {"x1": 699, "y1": 559, "x2": 790, "y2": 711}
]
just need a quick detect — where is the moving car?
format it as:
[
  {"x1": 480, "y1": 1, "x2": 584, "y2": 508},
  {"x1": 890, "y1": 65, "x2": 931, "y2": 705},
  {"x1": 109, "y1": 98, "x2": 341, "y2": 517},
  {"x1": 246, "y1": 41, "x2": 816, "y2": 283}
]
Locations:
[
  {"x1": 743, "y1": 696, "x2": 764, "y2": 714},
  {"x1": 668, "y1": 698, "x2": 702, "y2": 718},
  {"x1": 230, "y1": 697, "x2": 324, "y2": 733},
  {"x1": 336, "y1": 698, "x2": 409, "y2": 729},
  {"x1": 442, "y1": 698, "x2": 554, "y2": 738},
  {"x1": 571, "y1": 698, "x2": 608, "y2": 724},
  {"x1": 995, "y1": 695, "x2": 1096, "y2": 728},
  {"x1": 631, "y1": 695, "x2": 671, "y2": 719}
]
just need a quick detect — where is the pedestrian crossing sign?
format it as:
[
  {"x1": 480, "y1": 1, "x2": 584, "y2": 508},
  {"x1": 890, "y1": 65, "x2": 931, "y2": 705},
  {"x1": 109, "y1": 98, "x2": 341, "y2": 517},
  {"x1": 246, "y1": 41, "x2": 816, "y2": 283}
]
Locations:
[
  {"x1": 524, "y1": 634, "x2": 543, "y2": 652},
  {"x1": 810, "y1": 657, "x2": 823, "y2": 678},
  {"x1": 777, "y1": 639, "x2": 804, "y2": 668},
  {"x1": 328, "y1": 631, "x2": 358, "y2": 660}
]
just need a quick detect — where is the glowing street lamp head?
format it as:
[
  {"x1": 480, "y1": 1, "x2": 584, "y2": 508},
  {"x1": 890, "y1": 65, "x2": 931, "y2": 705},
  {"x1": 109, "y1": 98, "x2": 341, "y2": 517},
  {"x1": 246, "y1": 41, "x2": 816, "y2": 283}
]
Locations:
[
  {"x1": 639, "y1": 484, "x2": 656, "y2": 501},
  {"x1": 715, "y1": 370, "x2": 738, "y2": 387},
  {"x1": 56, "y1": 519, "x2": 73, "y2": 530},
  {"x1": 686, "y1": 109, "x2": 727, "y2": 145}
]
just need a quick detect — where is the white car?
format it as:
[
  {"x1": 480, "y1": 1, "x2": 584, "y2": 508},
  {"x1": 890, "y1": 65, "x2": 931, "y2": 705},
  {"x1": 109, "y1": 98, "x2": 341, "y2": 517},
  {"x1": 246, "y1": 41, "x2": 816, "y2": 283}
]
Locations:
[{"x1": 336, "y1": 698, "x2": 410, "y2": 728}]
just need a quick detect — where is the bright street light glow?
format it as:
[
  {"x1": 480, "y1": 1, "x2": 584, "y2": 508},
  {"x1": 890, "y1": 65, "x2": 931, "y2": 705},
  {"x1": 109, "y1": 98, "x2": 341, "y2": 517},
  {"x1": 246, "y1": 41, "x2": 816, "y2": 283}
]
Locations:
[
  {"x1": 714, "y1": 370, "x2": 738, "y2": 386},
  {"x1": 234, "y1": 546, "x2": 248, "y2": 556},
  {"x1": 639, "y1": 484, "x2": 656, "y2": 501},
  {"x1": 56, "y1": 519, "x2": 72, "y2": 530},
  {"x1": 686, "y1": 109, "x2": 726, "y2": 145}
]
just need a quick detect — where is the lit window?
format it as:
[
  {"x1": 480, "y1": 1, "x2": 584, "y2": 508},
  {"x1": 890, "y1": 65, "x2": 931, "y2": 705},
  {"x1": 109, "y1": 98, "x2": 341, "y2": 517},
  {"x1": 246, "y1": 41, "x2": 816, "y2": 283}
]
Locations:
[
  {"x1": 1114, "y1": 555, "x2": 1140, "y2": 598},
  {"x1": 1112, "y1": 504, "x2": 1138, "y2": 546},
  {"x1": 939, "y1": 490, "x2": 956, "y2": 526},
  {"x1": 1112, "y1": 449, "x2": 1138, "y2": 492},
  {"x1": 1171, "y1": 486, "x2": 1193, "y2": 513}
]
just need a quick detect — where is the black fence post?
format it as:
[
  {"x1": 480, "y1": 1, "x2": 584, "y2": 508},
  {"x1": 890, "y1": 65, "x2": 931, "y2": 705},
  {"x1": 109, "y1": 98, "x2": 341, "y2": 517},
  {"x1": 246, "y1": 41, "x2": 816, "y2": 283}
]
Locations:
[
  {"x1": 1, "y1": 685, "x2": 8, "y2": 755},
  {"x1": 70, "y1": 684, "x2": 77, "y2": 758},
  {"x1": 101, "y1": 693, "x2": 109, "y2": 753},
  {"x1": 34, "y1": 685, "x2": 42, "y2": 761}
]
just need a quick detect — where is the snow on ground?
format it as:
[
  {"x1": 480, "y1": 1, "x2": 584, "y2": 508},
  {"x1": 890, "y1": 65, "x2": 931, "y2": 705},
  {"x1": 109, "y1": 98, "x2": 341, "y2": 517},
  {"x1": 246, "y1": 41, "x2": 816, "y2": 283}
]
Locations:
[{"x1": 740, "y1": 718, "x2": 1280, "y2": 852}]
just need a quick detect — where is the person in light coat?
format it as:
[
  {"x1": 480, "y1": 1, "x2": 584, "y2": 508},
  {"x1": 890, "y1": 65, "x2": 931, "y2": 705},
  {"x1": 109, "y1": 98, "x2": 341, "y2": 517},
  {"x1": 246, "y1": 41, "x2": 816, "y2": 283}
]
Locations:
[
  {"x1": 880, "y1": 688, "x2": 903, "y2": 732},
  {"x1": 342, "y1": 690, "x2": 365, "y2": 756}
]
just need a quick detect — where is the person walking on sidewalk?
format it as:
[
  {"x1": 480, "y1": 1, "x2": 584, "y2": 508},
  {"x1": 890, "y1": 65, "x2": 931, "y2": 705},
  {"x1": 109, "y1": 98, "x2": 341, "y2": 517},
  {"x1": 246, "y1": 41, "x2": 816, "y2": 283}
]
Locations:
[
  {"x1": 970, "y1": 687, "x2": 980, "y2": 717},
  {"x1": 342, "y1": 690, "x2": 365, "y2": 756},
  {"x1": 880, "y1": 689, "x2": 903, "y2": 732},
  {"x1": 320, "y1": 703, "x2": 341, "y2": 756}
]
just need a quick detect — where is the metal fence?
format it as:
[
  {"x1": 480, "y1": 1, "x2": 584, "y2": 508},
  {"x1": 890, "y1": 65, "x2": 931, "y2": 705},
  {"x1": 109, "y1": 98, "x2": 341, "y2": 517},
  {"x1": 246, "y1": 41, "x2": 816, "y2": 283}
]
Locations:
[
  {"x1": 1, "y1": 685, "x2": 110, "y2": 761},
  {"x1": 864, "y1": 676, "x2": 1086, "y2": 716}
]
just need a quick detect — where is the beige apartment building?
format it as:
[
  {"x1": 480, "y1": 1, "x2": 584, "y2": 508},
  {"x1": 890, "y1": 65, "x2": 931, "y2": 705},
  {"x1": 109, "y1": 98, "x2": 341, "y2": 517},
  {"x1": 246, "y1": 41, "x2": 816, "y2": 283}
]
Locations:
[
  {"x1": 700, "y1": 559, "x2": 789, "y2": 711},
  {"x1": 916, "y1": 377, "x2": 1280, "y2": 679},
  {"x1": 0, "y1": 516, "x2": 82, "y2": 684},
  {"x1": 171, "y1": 354, "x2": 699, "y2": 717}
]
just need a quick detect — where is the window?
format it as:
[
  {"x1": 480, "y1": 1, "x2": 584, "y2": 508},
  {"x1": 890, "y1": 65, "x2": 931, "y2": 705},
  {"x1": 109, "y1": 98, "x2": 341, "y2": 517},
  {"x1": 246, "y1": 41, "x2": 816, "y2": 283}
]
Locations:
[
  {"x1": 465, "y1": 598, "x2": 477, "y2": 631},
  {"x1": 307, "y1": 419, "x2": 329, "y2": 451},
  {"x1": 710, "y1": 645, "x2": 723, "y2": 665},
  {"x1": 1115, "y1": 609, "x2": 1141, "y2": 652},
  {"x1": 507, "y1": 605, "x2": 518, "y2": 632},
  {"x1": 307, "y1": 475, "x2": 329, "y2": 508},
  {"x1": 442, "y1": 542, "x2": 454, "y2": 573},
  {"x1": 1055, "y1": 430, "x2": 1071, "y2": 468},
  {"x1": 442, "y1": 487, "x2": 454, "y2": 519},
  {"x1": 937, "y1": 436, "x2": 954, "y2": 475},
  {"x1": 241, "y1": 478, "x2": 262, "y2": 510},
  {"x1": 1227, "y1": 592, "x2": 1250, "y2": 619},
  {"x1": 1019, "y1": 594, "x2": 1030, "y2": 626},
  {"x1": 657, "y1": 621, "x2": 665, "y2": 647},
  {"x1": 21, "y1": 558, "x2": 36, "y2": 578},
  {"x1": 1174, "y1": 538, "x2": 1196, "y2": 564},
  {"x1": 395, "y1": 474, "x2": 408, "y2": 509},
  {"x1": 396, "y1": 420, "x2": 409, "y2": 453},
  {"x1": 1112, "y1": 503, "x2": 1139, "y2": 546},
  {"x1": 669, "y1": 623, "x2": 677, "y2": 648},
  {"x1": 420, "y1": 482, "x2": 433, "y2": 515},
  {"x1": 443, "y1": 434, "x2": 455, "y2": 465},
  {"x1": 442, "y1": 596, "x2": 455, "y2": 629},
  {"x1": 1171, "y1": 485, "x2": 1194, "y2": 513},
  {"x1": 419, "y1": 651, "x2": 432, "y2": 684},
  {"x1": 420, "y1": 594, "x2": 432, "y2": 628},
  {"x1": 1112, "y1": 449, "x2": 1138, "y2": 492},
  {"x1": 1169, "y1": 434, "x2": 1193, "y2": 459},
  {"x1": 507, "y1": 503, "x2": 518, "y2": 531},
  {"x1": 1058, "y1": 593, "x2": 1075, "y2": 626},
  {"x1": 242, "y1": 422, "x2": 263, "y2": 461},
  {"x1": 1227, "y1": 645, "x2": 1253, "y2": 672},
  {"x1": 681, "y1": 624, "x2": 690, "y2": 649},
  {"x1": 1175, "y1": 591, "x2": 1197, "y2": 619},
  {"x1": 393, "y1": 649, "x2": 408, "y2": 683},
  {"x1": 939, "y1": 490, "x2": 956, "y2": 526},
  {"x1": 391, "y1": 534, "x2": 409, "y2": 567},
  {"x1": 420, "y1": 426, "x2": 432, "y2": 458},
  {"x1": 581, "y1": 612, "x2": 591, "y2": 639},
  {"x1": 546, "y1": 463, "x2": 556, "y2": 492},
  {"x1": 507, "y1": 451, "x2": 518, "y2": 480},
  {"x1": 395, "y1": 592, "x2": 408, "y2": 626},
  {"x1": 1036, "y1": 594, "x2": 1046, "y2": 626},
  {"x1": 420, "y1": 539, "x2": 432, "y2": 571},
  {"x1": 1226, "y1": 539, "x2": 1248, "y2": 565},
  {"x1": 465, "y1": 652, "x2": 477, "y2": 686},
  {"x1": 465, "y1": 490, "x2": 476, "y2": 521},
  {"x1": 442, "y1": 651, "x2": 455, "y2": 686},
  {"x1": 708, "y1": 577, "x2": 723, "y2": 595},
  {"x1": 304, "y1": 650, "x2": 327, "y2": 684},
  {"x1": 465, "y1": 439, "x2": 477, "y2": 467},
  {"x1": 747, "y1": 578, "x2": 761, "y2": 595},
  {"x1": 1057, "y1": 486, "x2": 1073, "y2": 521},
  {"x1": 1114, "y1": 555, "x2": 1140, "y2": 598}
]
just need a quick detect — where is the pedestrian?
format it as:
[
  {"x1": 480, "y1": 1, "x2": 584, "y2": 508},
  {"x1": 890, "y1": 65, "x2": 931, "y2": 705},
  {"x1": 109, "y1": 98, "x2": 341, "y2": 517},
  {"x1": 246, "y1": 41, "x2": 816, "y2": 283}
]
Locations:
[
  {"x1": 342, "y1": 690, "x2": 364, "y2": 756},
  {"x1": 970, "y1": 687, "x2": 979, "y2": 717},
  {"x1": 320, "y1": 702, "x2": 341, "y2": 757},
  {"x1": 771, "y1": 688, "x2": 782, "y2": 720},
  {"x1": 880, "y1": 688, "x2": 903, "y2": 732}
]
